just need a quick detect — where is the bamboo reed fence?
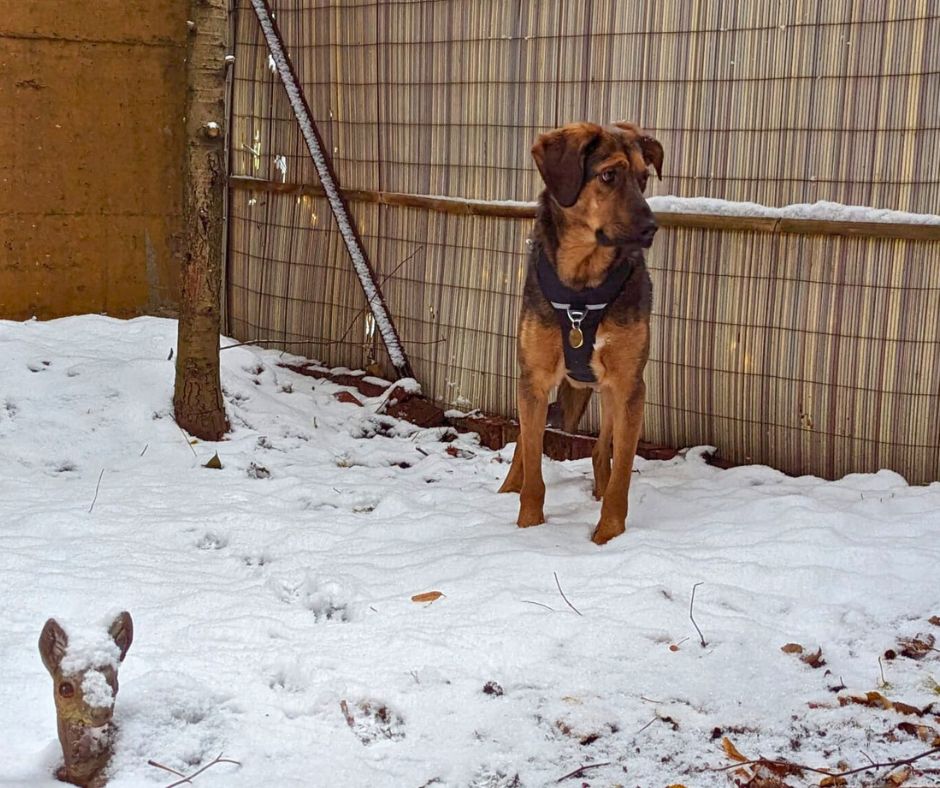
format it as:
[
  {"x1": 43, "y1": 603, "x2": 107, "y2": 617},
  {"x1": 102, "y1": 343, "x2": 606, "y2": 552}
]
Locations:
[{"x1": 226, "y1": 0, "x2": 940, "y2": 484}]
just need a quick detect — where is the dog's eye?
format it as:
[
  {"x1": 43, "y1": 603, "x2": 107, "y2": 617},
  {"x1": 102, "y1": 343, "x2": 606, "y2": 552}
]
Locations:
[
  {"x1": 599, "y1": 170, "x2": 616, "y2": 184},
  {"x1": 58, "y1": 682, "x2": 75, "y2": 698}
]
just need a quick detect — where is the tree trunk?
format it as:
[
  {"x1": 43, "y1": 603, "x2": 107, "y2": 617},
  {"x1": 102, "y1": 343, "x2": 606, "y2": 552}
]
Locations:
[{"x1": 173, "y1": 0, "x2": 229, "y2": 440}]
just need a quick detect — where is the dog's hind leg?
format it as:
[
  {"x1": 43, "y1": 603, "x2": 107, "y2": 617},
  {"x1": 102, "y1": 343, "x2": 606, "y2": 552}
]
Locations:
[
  {"x1": 592, "y1": 381, "x2": 645, "y2": 544},
  {"x1": 547, "y1": 379, "x2": 593, "y2": 432}
]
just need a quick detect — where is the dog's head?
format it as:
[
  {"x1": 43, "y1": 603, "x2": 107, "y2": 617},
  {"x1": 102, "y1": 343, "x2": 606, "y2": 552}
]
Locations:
[{"x1": 531, "y1": 121, "x2": 663, "y2": 249}]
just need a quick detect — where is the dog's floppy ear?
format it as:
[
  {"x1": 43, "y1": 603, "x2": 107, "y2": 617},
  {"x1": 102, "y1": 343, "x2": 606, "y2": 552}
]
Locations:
[
  {"x1": 639, "y1": 135, "x2": 664, "y2": 180},
  {"x1": 531, "y1": 123, "x2": 602, "y2": 208}
]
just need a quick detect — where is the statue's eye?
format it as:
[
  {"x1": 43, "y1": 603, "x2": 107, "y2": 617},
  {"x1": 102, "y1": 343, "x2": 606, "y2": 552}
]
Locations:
[
  {"x1": 58, "y1": 682, "x2": 75, "y2": 698},
  {"x1": 599, "y1": 170, "x2": 616, "y2": 184}
]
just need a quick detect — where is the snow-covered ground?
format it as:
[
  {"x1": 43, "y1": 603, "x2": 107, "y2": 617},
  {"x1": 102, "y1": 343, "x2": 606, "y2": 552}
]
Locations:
[{"x1": 1, "y1": 315, "x2": 939, "y2": 787}]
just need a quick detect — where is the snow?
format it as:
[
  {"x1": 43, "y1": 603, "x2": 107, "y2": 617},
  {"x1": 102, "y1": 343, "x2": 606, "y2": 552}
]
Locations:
[
  {"x1": 2, "y1": 314, "x2": 940, "y2": 787},
  {"x1": 250, "y1": 0, "x2": 408, "y2": 372},
  {"x1": 57, "y1": 617, "x2": 124, "y2": 675},
  {"x1": 647, "y1": 196, "x2": 940, "y2": 225},
  {"x1": 81, "y1": 671, "x2": 116, "y2": 710},
  {"x1": 409, "y1": 192, "x2": 940, "y2": 225}
]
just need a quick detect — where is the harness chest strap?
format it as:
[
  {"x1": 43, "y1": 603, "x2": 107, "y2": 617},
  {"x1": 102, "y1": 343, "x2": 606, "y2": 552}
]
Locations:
[{"x1": 535, "y1": 248, "x2": 635, "y2": 383}]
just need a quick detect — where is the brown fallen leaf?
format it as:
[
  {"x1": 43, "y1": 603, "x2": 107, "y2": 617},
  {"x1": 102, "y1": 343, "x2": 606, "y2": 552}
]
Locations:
[
  {"x1": 781, "y1": 643, "x2": 804, "y2": 654},
  {"x1": 411, "y1": 591, "x2": 444, "y2": 603},
  {"x1": 722, "y1": 736, "x2": 748, "y2": 762},
  {"x1": 884, "y1": 765, "x2": 913, "y2": 786},
  {"x1": 819, "y1": 777, "x2": 847, "y2": 787},
  {"x1": 838, "y1": 691, "x2": 924, "y2": 716},
  {"x1": 892, "y1": 700, "x2": 924, "y2": 716},
  {"x1": 898, "y1": 632, "x2": 936, "y2": 660},
  {"x1": 929, "y1": 615, "x2": 940, "y2": 627},
  {"x1": 203, "y1": 452, "x2": 223, "y2": 469},
  {"x1": 800, "y1": 647, "x2": 826, "y2": 668},
  {"x1": 897, "y1": 720, "x2": 940, "y2": 745}
]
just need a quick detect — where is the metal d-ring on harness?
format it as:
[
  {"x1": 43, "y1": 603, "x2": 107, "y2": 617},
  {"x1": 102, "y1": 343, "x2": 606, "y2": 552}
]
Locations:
[
  {"x1": 549, "y1": 303, "x2": 608, "y2": 350},
  {"x1": 535, "y1": 246, "x2": 636, "y2": 383}
]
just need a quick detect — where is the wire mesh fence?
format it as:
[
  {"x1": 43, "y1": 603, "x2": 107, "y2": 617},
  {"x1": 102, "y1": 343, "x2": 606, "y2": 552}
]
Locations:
[{"x1": 226, "y1": 0, "x2": 940, "y2": 483}]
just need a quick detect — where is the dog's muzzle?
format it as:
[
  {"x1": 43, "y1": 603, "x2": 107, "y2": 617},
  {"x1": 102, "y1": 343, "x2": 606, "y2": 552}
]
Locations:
[{"x1": 596, "y1": 219, "x2": 658, "y2": 249}]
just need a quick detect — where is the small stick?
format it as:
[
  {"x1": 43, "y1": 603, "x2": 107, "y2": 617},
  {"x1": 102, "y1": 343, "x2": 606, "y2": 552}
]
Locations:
[
  {"x1": 554, "y1": 571, "x2": 583, "y2": 617},
  {"x1": 633, "y1": 717, "x2": 658, "y2": 736},
  {"x1": 140, "y1": 443, "x2": 149, "y2": 457},
  {"x1": 147, "y1": 760, "x2": 188, "y2": 779},
  {"x1": 556, "y1": 761, "x2": 611, "y2": 783},
  {"x1": 88, "y1": 469, "x2": 105, "y2": 513},
  {"x1": 175, "y1": 420, "x2": 199, "y2": 458},
  {"x1": 160, "y1": 753, "x2": 241, "y2": 788},
  {"x1": 521, "y1": 600, "x2": 558, "y2": 612},
  {"x1": 690, "y1": 582, "x2": 707, "y2": 647},
  {"x1": 878, "y1": 656, "x2": 889, "y2": 687},
  {"x1": 706, "y1": 745, "x2": 940, "y2": 779}
]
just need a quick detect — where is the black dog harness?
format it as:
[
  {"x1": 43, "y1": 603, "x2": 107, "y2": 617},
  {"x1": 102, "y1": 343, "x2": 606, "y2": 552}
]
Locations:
[{"x1": 536, "y1": 248, "x2": 635, "y2": 383}]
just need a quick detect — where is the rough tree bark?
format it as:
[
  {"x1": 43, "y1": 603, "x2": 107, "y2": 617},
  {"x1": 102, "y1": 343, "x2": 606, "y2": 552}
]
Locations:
[{"x1": 173, "y1": 0, "x2": 229, "y2": 440}]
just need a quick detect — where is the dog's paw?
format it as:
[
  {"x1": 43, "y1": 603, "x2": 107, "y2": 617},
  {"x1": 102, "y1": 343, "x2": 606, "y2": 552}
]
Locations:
[
  {"x1": 517, "y1": 509, "x2": 545, "y2": 528},
  {"x1": 591, "y1": 520, "x2": 625, "y2": 545}
]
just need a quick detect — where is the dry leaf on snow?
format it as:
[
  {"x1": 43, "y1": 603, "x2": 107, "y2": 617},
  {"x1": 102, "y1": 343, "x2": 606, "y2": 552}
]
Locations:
[
  {"x1": 883, "y1": 765, "x2": 914, "y2": 786},
  {"x1": 838, "y1": 691, "x2": 925, "y2": 716},
  {"x1": 781, "y1": 643, "x2": 804, "y2": 654},
  {"x1": 898, "y1": 632, "x2": 936, "y2": 660},
  {"x1": 411, "y1": 591, "x2": 444, "y2": 603},
  {"x1": 722, "y1": 736, "x2": 748, "y2": 762},
  {"x1": 800, "y1": 647, "x2": 826, "y2": 668},
  {"x1": 897, "y1": 720, "x2": 940, "y2": 745}
]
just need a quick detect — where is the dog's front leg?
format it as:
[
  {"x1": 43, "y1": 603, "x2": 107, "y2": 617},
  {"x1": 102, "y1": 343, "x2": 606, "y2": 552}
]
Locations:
[
  {"x1": 593, "y1": 381, "x2": 645, "y2": 544},
  {"x1": 515, "y1": 374, "x2": 550, "y2": 527}
]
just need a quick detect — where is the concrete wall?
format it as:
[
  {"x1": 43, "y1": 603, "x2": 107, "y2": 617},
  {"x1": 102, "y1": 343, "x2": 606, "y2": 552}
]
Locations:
[{"x1": 0, "y1": 1, "x2": 188, "y2": 319}]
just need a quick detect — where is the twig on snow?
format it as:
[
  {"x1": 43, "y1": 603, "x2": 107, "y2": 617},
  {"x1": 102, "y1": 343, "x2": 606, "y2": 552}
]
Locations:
[
  {"x1": 556, "y1": 761, "x2": 611, "y2": 783},
  {"x1": 878, "y1": 655, "x2": 890, "y2": 687},
  {"x1": 147, "y1": 760, "x2": 187, "y2": 778},
  {"x1": 149, "y1": 753, "x2": 241, "y2": 788},
  {"x1": 521, "y1": 600, "x2": 558, "y2": 613},
  {"x1": 689, "y1": 582, "x2": 707, "y2": 647},
  {"x1": 554, "y1": 571, "x2": 583, "y2": 617},
  {"x1": 174, "y1": 420, "x2": 199, "y2": 459},
  {"x1": 88, "y1": 469, "x2": 105, "y2": 513},
  {"x1": 633, "y1": 717, "x2": 658, "y2": 736},
  {"x1": 706, "y1": 745, "x2": 940, "y2": 779}
]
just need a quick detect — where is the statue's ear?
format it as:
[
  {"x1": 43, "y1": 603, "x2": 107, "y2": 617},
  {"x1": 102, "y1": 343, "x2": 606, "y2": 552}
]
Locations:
[
  {"x1": 531, "y1": 123, "x2": 602, "y2": 207},
  {"x1": 39, "y1": 618, "x2": 69, "y2": 675},
  {"x1": 108, "y1": 612, "x2": 134, "y2": 662}
]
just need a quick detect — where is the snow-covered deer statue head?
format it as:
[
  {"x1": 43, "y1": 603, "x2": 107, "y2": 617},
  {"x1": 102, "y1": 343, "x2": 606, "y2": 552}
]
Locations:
[{"x1": 38, "y1": 612, "x2": 134, "y2": 787}]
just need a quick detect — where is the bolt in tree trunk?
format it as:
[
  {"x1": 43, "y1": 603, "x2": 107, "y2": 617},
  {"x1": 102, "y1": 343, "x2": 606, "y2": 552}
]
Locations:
[{"x1": 173, "y1": 0, "x2": 229, "y2": 440}]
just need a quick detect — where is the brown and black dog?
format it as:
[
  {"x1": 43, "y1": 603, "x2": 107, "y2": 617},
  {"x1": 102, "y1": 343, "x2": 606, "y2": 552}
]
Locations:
[{"x1": 498, "y1": 121, "x2": 664, "y2": 545}]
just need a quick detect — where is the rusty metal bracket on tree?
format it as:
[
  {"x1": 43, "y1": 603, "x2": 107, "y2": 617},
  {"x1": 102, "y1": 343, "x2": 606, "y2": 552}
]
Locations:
[{"x1": 247, "y1": 0, "x2": 414, "y2": 380}]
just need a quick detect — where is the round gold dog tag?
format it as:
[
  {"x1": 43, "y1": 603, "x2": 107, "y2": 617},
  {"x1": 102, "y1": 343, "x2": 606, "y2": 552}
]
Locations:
[{"x1": 569, "y1": 327, "x2": 584, "y2": 348}]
